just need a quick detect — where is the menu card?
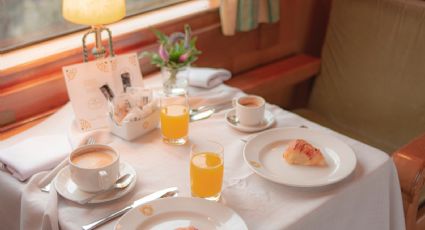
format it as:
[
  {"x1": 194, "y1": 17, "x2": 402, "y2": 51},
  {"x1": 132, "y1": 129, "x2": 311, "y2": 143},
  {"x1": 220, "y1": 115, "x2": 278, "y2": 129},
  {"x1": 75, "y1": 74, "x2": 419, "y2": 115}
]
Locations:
[{"x1": 62, "y1": 53, "x2": 143, "y2": 132}]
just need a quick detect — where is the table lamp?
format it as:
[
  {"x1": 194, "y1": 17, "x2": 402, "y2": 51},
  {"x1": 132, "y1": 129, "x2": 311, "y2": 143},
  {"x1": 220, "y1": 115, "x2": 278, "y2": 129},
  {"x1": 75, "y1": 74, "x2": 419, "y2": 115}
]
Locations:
[{"x1": 63, "y1": 0, "x2": 126, "y2": 62}]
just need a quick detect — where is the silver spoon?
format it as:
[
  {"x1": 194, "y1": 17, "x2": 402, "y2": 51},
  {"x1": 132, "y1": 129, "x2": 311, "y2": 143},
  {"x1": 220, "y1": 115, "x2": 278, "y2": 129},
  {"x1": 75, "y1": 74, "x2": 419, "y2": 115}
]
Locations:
[
  {"x1": 189, "y1": 105, "x2": 212, "y2": 116},
  {"x1": 227, "y1": 114, "x2": 239, "y2": 125},
  {"x1": 78, "y1": 173, "x2": 134, "y2": 205},
  {"x1": 190, "y1": 107, "x2": 216, "y2": 122}
]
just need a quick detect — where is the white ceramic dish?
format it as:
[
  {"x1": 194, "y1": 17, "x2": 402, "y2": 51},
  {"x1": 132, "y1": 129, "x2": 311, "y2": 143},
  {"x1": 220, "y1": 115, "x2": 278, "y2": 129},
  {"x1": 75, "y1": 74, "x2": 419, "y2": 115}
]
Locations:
[
  {"x1": 225, "y1": 109, "x2": 275, "y2": 133},
  {"x1": 243, "y1": 127, "x2": 357, "y2": 187},
  {"x1": 54, "y1": 162, "x2": 136, "y2": 204},
  {"x1": 115, "y1": 197, "x2": 248, "y2": 230}
]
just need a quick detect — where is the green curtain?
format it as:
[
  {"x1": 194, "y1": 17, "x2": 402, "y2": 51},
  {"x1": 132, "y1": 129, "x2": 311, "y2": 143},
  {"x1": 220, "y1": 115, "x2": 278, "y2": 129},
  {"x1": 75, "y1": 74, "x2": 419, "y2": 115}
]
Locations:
[{"x1": 220, "y1": 0, "x2": 280, "y2": 36}]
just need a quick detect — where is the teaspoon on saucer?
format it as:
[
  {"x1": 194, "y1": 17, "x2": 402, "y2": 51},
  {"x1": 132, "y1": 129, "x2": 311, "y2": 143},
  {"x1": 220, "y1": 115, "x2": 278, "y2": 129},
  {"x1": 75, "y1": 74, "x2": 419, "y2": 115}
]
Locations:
[
  {"x1": 227, "y1": 114, "x2": 239, "y2": 125},
  {"x1": 78, "y1": 173, "x2": 134, "y2": 205}
]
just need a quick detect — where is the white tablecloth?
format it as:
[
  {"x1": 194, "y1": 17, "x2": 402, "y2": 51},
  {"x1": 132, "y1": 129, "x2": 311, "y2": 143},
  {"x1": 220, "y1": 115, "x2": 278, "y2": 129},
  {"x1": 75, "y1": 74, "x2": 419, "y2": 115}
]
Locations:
[{"x1": 0, "y1": 76, "x2": 405, "y2": 230}]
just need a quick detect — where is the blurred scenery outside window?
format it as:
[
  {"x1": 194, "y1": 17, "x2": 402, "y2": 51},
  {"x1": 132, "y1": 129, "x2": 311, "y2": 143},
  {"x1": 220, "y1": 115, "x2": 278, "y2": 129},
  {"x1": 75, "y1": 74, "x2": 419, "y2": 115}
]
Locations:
[{"x1": 0, "y1": 0, "x2": 186, "y2": 53}]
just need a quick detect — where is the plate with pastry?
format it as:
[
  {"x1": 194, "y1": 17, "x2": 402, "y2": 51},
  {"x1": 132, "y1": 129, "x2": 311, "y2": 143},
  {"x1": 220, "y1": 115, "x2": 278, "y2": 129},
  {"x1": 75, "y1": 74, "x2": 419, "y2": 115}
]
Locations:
[{"x1": 243, "y1": 127, "x2": 356, "y2": 187}]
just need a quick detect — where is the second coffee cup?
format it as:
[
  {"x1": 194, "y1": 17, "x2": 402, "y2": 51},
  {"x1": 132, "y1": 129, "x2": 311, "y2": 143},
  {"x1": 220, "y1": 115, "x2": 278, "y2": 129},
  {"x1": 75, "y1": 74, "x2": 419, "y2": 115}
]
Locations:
[
  {"x1": 233, "y1": 95, "x2": 265, "y2": 126},
  {"x1": 69, "y1": 144, "x2": 120, "y2": 193}
]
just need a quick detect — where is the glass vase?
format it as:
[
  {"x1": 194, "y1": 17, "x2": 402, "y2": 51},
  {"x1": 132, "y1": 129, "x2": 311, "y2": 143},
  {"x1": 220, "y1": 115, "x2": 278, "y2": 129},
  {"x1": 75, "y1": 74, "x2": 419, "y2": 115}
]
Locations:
[{"x1": 161, "y1": 66, "x2": 189, "y2": 93}]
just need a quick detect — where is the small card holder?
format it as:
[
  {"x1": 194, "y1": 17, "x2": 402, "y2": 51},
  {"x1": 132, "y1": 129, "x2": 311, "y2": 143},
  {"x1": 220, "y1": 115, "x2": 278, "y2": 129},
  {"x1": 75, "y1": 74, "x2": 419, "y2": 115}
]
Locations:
[
  {"x1": 109, "y1": 108, "x2": 160, "y2": 141},
  {"x1": 62, "y1": 53, "x2": 143, "y2": 132}
]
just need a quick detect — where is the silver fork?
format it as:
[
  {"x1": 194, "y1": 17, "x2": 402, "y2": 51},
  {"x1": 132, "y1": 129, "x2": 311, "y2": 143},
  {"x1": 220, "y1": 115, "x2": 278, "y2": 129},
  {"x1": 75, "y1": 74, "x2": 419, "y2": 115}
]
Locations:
[{"x1": 40, "y1": 137, "x2": 96, "y2": 192}]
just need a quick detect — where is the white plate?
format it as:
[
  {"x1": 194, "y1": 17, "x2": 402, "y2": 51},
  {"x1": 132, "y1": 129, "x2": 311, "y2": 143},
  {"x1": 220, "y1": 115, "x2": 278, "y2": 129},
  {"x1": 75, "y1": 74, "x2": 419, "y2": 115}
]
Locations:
[
  {"x1": 54, "y1": 162, "x2": 136, "y2": 204},
  {"x1": 243, "y1": 127, "x2": 357, "y2": 187},
  {"x1": 115, "y1": 197, "x2": 248, "y2": 230},
  {"x1": 225, "y1": 109, "x2": 275, "y2": 133}
]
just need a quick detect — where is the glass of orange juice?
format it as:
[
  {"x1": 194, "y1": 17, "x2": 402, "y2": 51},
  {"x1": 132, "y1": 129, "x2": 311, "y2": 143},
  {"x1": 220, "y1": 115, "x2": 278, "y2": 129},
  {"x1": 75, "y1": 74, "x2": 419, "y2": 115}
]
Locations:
[
  {"x1": 160, "y1": 89, "x2": 189, "y2": 145},
  {"x1": 190, "y1": 140, "x2": 224, "y2": 201}
]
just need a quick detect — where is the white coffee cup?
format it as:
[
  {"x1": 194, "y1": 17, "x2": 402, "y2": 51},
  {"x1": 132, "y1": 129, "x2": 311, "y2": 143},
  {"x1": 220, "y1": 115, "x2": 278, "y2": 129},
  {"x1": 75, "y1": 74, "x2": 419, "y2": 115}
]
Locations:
[
  {"x1": 233, "y1": 95, "x2": 266, "y2": 126},
  {"x1": 69, "y1": 144, "x2": 120, "y2": 193}
]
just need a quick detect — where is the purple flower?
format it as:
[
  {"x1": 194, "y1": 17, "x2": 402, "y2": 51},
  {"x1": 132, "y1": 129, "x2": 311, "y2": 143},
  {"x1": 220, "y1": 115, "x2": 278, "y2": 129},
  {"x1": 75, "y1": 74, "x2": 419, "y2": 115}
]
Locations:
[
  {"x1": 179, "y1": 52, "x2": 190, "y2": 62},
  {"x1": 169, "y1": 32, "x2": 185, "y2": 44},
  {"x1": 158, "y1": 44, "x2": 169, "y2": 61}
]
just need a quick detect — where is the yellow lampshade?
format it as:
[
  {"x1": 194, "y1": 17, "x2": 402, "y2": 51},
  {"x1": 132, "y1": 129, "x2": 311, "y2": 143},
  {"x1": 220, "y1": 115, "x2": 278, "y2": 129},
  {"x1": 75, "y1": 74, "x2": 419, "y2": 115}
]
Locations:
[{"x1": 63, "y1": 0, "x2": 126, "y2": 25}]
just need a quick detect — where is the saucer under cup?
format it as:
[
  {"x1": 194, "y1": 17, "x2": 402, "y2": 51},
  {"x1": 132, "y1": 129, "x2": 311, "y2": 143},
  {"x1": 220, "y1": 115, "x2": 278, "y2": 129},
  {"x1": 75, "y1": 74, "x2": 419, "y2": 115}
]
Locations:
[
  {"x1": 54, "y1": 162, "x2": 136, "y2": 204},
  {"x1": 225, "y1": 109, "x2": 275, "y2": 133}
]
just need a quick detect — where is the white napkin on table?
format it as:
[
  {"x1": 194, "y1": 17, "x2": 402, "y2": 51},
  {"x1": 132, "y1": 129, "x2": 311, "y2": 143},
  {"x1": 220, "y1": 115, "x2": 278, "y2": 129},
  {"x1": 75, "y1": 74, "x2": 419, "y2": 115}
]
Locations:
[
  {"x1": 67, "y1": 124, "x2": 113, "y2": 149},
  {"x1": 186, "y1": 67, "x2": 232, "y2": 89},
  {"x1": 0, "y1": 135, "x2": 71, "y2": 181}
]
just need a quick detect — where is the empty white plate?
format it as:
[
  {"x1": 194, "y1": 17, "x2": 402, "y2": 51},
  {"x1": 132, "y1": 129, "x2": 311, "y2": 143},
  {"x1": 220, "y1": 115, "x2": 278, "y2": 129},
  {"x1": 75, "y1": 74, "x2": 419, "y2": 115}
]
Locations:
[
  {"x1": 243, "y1": 127, "x2": 357, "y2": 187},
  {"x1": 115, "y1": 197, "x2": 248, "y2": 230}
]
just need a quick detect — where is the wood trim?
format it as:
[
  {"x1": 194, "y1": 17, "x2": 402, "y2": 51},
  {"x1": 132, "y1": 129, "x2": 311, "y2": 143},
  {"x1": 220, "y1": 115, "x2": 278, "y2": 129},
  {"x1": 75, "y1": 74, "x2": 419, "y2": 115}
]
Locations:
[
  {"x1": 392, "y1": 133, "x2": 425, "y2": 230},
  {"x1": 417, "y1": 206, "x2": 425, "y2": 230},
  {"x1": 227, "y1": 54, "x2": 320, "y2": 91},
  {"x1": 0, "y1": 109, "x2": 54, "y2": 140}
]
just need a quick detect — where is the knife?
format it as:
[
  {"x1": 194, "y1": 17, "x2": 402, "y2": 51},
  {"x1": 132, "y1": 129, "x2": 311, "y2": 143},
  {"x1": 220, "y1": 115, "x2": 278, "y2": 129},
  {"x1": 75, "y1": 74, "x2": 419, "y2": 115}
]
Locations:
[{"x1": 81, "y1": 187, "x2": 178, "y2": 230}]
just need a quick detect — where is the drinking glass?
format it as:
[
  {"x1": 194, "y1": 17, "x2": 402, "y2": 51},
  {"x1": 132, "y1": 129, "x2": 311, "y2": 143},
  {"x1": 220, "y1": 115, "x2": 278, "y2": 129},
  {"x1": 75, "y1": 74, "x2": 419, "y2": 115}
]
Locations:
[
  {"x1": 190, "y1": 140, "x2": 224, "y2": 201},
  {"x1": 159, "y1": 89, "x2": 189, "y2": 145}
]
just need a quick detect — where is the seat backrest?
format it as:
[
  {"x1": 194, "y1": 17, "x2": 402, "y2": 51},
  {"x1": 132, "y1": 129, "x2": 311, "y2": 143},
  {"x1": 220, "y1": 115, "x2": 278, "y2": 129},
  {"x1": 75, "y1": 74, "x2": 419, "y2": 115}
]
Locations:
[{"x1": 309, "y1": 0, "x2": 425, "y2": 153}]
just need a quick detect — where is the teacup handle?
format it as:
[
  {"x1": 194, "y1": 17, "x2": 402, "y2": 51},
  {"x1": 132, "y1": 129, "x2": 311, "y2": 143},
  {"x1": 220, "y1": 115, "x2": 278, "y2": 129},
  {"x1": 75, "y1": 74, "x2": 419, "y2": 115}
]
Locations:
[{"x1": 98, "y1": 170, "x2": 109, "y2": 190}]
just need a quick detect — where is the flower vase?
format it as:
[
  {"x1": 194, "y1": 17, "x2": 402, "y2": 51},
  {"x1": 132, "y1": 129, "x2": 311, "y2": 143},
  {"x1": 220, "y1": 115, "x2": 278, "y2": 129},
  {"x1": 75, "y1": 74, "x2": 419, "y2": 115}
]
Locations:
[{"x1": 161, "y1": 66, "x2": 189, "y2": 93}]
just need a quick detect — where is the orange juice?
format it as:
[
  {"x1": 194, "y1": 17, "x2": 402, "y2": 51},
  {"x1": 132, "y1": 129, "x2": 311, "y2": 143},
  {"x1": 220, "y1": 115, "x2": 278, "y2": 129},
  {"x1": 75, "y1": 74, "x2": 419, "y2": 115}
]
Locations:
[
  {"x1": 190, "y1": 152, "x2": 224, "y2": 199},
  {"x1": 160, "y1": 104, "x2": 189, "y2": 139}
]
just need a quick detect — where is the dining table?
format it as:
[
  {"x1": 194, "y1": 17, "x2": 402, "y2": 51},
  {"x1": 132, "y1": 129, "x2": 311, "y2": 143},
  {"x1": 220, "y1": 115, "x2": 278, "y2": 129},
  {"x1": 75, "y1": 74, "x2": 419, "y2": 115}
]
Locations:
[{"x1": 0, "y1": 74, "x2": 405, "y2": 230}]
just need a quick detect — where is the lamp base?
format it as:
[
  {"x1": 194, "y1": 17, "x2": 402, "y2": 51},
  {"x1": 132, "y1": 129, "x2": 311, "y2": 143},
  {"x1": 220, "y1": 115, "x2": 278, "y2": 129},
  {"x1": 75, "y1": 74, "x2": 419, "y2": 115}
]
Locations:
[{"x1": 82, "y1": 25, "x2": 115, "y2": 62}]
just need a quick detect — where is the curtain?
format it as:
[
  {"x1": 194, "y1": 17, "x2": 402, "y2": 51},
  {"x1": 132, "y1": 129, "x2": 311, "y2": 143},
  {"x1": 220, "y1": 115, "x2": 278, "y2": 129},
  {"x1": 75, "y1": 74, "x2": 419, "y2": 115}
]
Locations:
[{"x1": 220, "y1": 0, "x2": 280, "y2": 36}]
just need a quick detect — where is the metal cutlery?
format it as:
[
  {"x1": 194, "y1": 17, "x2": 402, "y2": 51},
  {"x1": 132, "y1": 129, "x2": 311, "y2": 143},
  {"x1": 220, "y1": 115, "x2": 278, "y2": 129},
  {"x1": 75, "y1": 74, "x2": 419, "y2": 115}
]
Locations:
[
  {"x1": 39, "y1": 136, "x2": 96, "y2": 192},
  {"x1": 190, "y1": 107, "x2": 215, "y2": 122},
  {"x1": 78, "y1": 173, "x2": 134, "y2": 205},
  {"x1": 81, "y1": 187, "x2": 178, "y2": 230},
  {"x1": 189, "y1": 102, "x2": 232, "y2": 122},
  {"x1": 189, "y1": 105, "x2": 208, "y2": 116}
]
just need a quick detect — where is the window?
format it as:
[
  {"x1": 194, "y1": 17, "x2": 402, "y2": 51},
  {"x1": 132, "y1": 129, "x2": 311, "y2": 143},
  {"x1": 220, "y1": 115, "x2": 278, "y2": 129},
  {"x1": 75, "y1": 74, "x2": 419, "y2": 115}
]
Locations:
[{"x1": 0, "y1": 0, "x2": 187, "y2": 53}]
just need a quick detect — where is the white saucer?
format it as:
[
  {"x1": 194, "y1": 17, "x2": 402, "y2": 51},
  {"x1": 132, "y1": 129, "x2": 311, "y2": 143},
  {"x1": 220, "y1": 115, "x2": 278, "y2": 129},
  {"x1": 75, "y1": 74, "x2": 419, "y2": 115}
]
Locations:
[
  {"x1": 54, "y1": 162, "x2": 137, "y2": 204},
  {"x1": 225, "y1": 109, "x2": 275, "y2": 133}
]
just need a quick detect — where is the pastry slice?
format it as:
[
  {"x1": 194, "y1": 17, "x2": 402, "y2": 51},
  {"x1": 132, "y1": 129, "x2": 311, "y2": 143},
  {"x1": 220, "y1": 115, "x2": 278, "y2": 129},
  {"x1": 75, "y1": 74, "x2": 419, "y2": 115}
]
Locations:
[
  {"x1": 175, "y1": 226, "x2": 198, "y2": 230},
  {"x1": 283, "y1": 139, "x2": 327, "y2": 167}
]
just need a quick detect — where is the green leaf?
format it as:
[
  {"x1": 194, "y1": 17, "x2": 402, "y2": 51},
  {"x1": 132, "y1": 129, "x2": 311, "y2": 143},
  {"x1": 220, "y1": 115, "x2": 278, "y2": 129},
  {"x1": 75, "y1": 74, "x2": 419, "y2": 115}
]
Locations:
[{"x1": 152, "y1": 28, "x2": 168, "y2": 44}]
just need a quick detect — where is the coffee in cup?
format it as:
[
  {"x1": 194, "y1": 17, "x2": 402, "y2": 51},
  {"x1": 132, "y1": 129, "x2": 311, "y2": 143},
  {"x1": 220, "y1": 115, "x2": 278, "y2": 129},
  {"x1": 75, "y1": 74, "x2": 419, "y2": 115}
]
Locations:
[
  {"x1": 71, "y1": 150, "x2": 116, "y2": 169},
  {"x1": 69, "y1": 145, "x2": 120, "y2": 193},
  {"x1": 233, "y1": 95, "x2": 265, "y2": 126}
]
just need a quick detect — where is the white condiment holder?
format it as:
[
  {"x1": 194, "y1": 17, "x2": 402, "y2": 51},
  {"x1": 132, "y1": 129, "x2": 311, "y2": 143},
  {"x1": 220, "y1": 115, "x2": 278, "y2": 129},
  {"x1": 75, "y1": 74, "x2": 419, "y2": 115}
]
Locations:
[{"x1": 109, "y1": 108, "x2": 160, "y2": 141}]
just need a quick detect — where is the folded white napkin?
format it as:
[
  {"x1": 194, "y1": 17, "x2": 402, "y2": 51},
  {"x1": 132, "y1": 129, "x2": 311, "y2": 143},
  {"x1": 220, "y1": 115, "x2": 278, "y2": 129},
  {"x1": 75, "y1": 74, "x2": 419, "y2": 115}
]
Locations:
[
  {"x1": 0, "y1": 135, "x2": 71, "y2": 181},
  {"x1": 67, "y1": 121, "x2": 113, "y2": 148},
  {"x1": 186, "y1": 67, "x2": 232, "y2": 89}
]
